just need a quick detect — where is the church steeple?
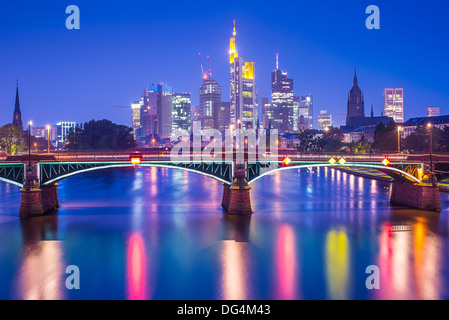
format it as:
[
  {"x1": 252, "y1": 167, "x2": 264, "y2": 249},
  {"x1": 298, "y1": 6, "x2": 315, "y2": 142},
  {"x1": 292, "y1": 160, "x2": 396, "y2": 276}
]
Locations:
[
  {"x1": 13, "y1": 80, "x2": 23, "y2": 127},
  {"x1": 370, "y1": 104, "x2": 374, "y2": 118},
  {"x1": 346, "y1": 69, "x2": 365, "y2": 125}
]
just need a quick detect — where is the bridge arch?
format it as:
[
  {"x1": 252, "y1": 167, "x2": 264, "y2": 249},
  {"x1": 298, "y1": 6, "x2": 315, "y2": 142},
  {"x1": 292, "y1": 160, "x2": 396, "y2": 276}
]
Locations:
[
  {"x1": 39, "y1": 161, "x2": 234, "y2": 186},
  {"x1": 246, "y1": 162, "x2": 422, "y2": 185}
]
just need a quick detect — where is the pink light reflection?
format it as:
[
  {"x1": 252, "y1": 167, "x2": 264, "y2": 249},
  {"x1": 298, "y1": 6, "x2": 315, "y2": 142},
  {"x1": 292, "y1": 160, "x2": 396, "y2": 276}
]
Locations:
[{"x1": 126, "y1": 232, "x2": 148, "y2": 300}]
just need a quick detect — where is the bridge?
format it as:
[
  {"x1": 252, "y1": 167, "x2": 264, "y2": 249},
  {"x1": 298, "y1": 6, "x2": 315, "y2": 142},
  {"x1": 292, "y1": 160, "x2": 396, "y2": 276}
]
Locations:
[{"x1": 0, "y1": 152, "x2": 444, "y2": 217}]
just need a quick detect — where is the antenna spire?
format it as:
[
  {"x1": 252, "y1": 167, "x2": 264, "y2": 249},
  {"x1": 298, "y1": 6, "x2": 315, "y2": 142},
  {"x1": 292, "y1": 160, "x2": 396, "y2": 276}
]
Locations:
[
  {"x1": 233, "y1": 20, "x2": 236, "y2": 37},
  {"x1": 276, "y1": 53, "x2": 279, "y2": 69}
]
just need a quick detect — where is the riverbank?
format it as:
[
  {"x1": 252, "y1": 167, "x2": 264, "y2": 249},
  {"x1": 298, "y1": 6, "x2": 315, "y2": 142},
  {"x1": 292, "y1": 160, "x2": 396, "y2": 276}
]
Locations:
[{"x1": 336, "y1": 167, "x2": 449, "y2": 193}]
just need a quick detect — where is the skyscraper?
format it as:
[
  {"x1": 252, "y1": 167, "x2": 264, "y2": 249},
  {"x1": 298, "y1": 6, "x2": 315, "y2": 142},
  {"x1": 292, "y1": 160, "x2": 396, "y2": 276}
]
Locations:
[
  {"x1": 131, "y1": 101, "x2": 141, "y2": 138},
  {"x1": 346, "y1": 69, "x2": 365, "y2": 125},
  {"x1": 300, "y1": 95, "x2": 313, "y2": 129},
  {"x1": 141, "y1": 84, "x2": 173, "y2": 138},
  {"x1": 199, "y1": 78, "x2": 221, "y2": 130},
  {"x1": 12, "y1": 81, "x2": 23, "y2": 127},
  {"x1": 384, "y1": 88, "x2": 404, "y2": 123},
  {"x1": 229, "y1": 21, "x2": 257, "y2": 129},
  {"x1": 271, "y1": 54, "x2": 294, "y2": 133},
  {"x1": 172, "y1": 92, "x2": 191, "y2": 133}
]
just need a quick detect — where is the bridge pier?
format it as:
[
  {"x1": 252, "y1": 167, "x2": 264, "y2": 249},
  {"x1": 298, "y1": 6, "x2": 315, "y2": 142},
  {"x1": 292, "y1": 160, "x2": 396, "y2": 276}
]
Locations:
[
  {"x1": 390, "y1": 173, "x2": 441, "y2": 212},
  {"x1": 222, "y1": 169, "x2": 252, "y2": 215},
  {"x1": 19, "y1": 162, "x2": 59, "y2": 218},
  {"x1": 19, "y1": 182, "x2": 59, "y2": 218}
]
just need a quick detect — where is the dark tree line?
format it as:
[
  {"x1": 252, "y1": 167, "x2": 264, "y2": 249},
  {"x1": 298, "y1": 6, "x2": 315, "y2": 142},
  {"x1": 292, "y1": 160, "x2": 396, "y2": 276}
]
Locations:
[{"x1": 67, "y1": 119, "x2": 136, "y2": 151}]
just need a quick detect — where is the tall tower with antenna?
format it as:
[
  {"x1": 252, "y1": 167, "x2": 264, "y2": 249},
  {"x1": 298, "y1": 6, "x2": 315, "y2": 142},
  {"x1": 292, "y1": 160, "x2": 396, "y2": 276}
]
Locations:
[{"x1": 229, "y1": 20, "x2": 257, "y2": 129}]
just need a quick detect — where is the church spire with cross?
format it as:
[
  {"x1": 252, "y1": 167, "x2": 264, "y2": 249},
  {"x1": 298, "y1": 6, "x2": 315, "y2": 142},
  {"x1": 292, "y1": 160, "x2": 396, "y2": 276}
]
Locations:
[{"x1": 12, "y1": 80, "x2": 23, "y2": 127}]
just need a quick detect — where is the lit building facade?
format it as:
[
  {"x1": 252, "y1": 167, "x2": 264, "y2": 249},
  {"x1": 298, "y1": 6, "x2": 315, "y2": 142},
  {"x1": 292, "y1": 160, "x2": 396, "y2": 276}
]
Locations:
[
  {"x1": 384, "y1": 88, "x2": 404, "y2": 123},
  {"x1": 318, "y1": 110, "x2": 332, "y2": 130},
  {"x1": 56, "y1": 121, "x2": 76, "y2": 148},
  {"x1": 172, "y1": 93, "x2": 191, "y2": 134},
  {"x1": 427, "y1": 107, "x2": 440, "y2": 117}
]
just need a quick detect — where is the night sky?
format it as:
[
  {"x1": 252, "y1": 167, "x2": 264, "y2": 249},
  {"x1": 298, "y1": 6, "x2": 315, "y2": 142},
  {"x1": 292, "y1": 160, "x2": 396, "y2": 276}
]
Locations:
[{"x1": 1, "y1": 0, "x2": 448, "y2": 128}]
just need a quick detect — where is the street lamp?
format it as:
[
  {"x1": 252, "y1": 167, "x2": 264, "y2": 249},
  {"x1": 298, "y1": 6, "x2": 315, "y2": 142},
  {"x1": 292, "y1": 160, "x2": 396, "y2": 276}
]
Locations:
[
  {"x1": 46, "y1": 125, "x2": 50, "y2": 153},
  {"x1": 397, "y1": 126, "x2": 402, "y2": 153},
  {"x1": 28, "y1": 121, "x2": 32, "y2": 171},
  {"x1": 428, "y1": 123, "x2": 433, "y2": 172}
]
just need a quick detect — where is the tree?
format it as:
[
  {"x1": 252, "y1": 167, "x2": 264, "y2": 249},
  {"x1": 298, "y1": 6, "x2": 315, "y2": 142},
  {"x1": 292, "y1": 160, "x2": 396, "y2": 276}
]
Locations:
[
  {"x1": 297, "y1": 129, "x2": 318, "y2": 152},
  {"x1": 438, "y1": 125, "x2": 449, "y2": 152},
  {"x1": 320, "y1": 127, "x2": 345, "y2": 152},
  {"x1": 372, "y1": 121, "x2": 398, "y2": 152},
  {"x1": 0, "y1": 124, "x2": 26, "y2": 155},
  {"x1": 67, "y1": 119, "x2": 136, "y2": 151},
  {"x1": 349, "y1": 138, "x2": 372, "y2": 154},
  {"x1": 403, "y1": 125, "x2": 442, "y2": 153}
]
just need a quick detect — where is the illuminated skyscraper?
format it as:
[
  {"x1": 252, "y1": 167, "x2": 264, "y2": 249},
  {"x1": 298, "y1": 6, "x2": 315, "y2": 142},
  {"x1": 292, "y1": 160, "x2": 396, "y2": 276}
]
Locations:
[
  {"x1": 300, "y1": 95, "x2": 313, "y2": 129},
  {"x1": 131, "y1": 101, "x2": 141, "y2": 138},
  {"x1": 172, "y1": 93, "x2": 191, "y2": 133},
  {"x1": 199, "y1": 78, "x2": 221, "y2": 118},
  {"x1": 229, "y1": 21, "x2": 257, "y2": 129},
  {"x1": 271, "y1": 54, "x2": 294, "y2": 133},
  {"x1": 384, "y1": 88, "x2": 404, "y2": 123}
]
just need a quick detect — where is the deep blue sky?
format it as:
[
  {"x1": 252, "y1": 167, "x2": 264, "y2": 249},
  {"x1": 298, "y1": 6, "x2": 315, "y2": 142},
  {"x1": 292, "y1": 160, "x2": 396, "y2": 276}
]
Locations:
[{"x1": 1, "y1": 0, "x2": 448, "y2": 127}]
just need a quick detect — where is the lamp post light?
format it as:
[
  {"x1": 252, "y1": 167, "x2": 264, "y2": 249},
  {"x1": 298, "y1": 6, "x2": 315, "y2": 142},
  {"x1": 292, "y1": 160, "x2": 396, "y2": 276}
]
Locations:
[
  {"x1": 428, "y1": 123, "x2": 433, "y2": 173},
  {"x1": 28, "y1": 121, "x2": 32, "y2": 171},
  {"x1": 397, "y1": 126, "x2": 402, "y2": 153},
  {"x1": 46, "y1": 125, "x2": 50, "y2": 153}
]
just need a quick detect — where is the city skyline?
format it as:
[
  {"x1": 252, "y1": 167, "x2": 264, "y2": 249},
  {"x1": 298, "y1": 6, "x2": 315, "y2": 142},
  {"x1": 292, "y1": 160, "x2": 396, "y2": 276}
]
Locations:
[{"x1": 1, "y1": 1, "x2": 448, "y2": 127}]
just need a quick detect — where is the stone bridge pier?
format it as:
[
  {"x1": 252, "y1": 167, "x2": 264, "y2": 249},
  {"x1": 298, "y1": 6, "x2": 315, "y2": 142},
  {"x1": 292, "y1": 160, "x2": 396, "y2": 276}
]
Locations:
[
  {"x1": 390, "y1": 170, "x2": 441, "y2": 212},
  {"x1": 222, "y1": 166, "x2": 252, "y2": 215},
  {"x1": 19, "y1": 162, "x2": 59, "y2": 218}
]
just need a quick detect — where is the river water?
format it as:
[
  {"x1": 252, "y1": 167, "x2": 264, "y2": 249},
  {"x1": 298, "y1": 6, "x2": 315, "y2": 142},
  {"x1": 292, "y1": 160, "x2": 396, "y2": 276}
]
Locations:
[{"x1": 0, "y1": 166, "x2": 448, "y2": 300}]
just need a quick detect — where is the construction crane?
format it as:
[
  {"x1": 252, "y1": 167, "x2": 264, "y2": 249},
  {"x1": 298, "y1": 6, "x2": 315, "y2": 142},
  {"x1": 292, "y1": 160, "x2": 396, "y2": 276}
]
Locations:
[{"x1": 198, "y1": 52, "x2": 207, "y2": 80}]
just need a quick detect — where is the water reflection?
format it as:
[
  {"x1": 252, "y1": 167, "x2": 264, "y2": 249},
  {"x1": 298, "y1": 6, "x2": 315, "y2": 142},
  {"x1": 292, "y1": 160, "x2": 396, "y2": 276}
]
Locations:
[
  {"x1": 0, "y1": 166, "x2": 448, "y2": 300},
  {"x1": 126, "y1": 232, "x2": 147, "y2": 300},
  {"x1": 325, "y1": 228, "x2": 351, "y2": 300},
  {"x1": 274, "y1": 224, "x2": 299, "y2": 299},
  {"x1": 219, "y1": 214, "x2": 252, "y2": 300},
  {"x1": 17, "y1": 215, "x2": 65, "y2": 300},
  {"x1": 376, "y1": 210, "x2": 441, "y2": 299}
]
